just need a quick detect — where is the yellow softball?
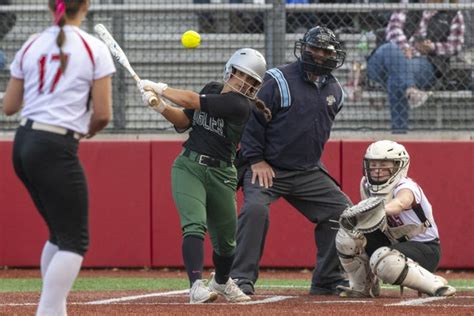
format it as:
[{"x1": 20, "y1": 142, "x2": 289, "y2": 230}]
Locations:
[{"x1": 181, "y1": 30, "x2": 201, "y2": 49}]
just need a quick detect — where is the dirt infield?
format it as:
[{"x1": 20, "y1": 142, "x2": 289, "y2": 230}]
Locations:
[{"x1": 1, "y1": 269, "x2": 473, "y2": 316}]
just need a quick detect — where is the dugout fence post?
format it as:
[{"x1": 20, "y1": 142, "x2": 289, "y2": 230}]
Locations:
[
  {"x1": 265, "y1": 0, "x2": 286, "y2": 68},
  {"x1": 111, "y1": 0, "x2": 126, "y2": 130}
]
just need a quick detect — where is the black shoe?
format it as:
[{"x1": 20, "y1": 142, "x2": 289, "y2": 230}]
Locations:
[
  {"x1": 234, "y1": 279, "x2": 255, "y2": 295},
  {"x1": 239, "y1": 283, "x2": 255, "y2": 295},
  {"x1": 309, "y1": 279, "x2": 349, "y2": 296}
]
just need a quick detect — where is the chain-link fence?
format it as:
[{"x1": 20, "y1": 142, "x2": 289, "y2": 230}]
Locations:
[{"x1": 0, "y1": 1, "x2": 472, "y2": 133}]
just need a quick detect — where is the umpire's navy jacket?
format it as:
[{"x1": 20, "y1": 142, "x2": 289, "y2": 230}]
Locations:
[{"x1": 241, "y1": 61, "x2": 345, "y2": 171}]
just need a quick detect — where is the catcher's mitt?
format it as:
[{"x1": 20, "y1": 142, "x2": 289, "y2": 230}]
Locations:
[{"x1": 340, "y1": 197, "x2": 387, "y2": 234}]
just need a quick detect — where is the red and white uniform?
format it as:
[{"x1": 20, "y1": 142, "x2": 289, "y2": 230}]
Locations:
[
  {"x1": 388, "y1": 177, "x2": 439, "y2": 243},
  {"x1": 10, "y1": 25, "x2": 115, "y2": 134}
]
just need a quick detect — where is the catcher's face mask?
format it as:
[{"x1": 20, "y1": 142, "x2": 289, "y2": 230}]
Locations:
[
  {"x1": 363, "y1": 140, "x2": 410, "y2": 195},
  {"x1": 365, "y1": 160, "x2": 397, "y2": 185}
]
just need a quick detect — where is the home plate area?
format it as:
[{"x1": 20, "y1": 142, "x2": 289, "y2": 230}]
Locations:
[
  {"x1": 2, "y1": 289, "x2": 473, "y2": 315},
  {"x1": 73, "y1": 288, "x2": 474, "y2": 310},
  {"x1": 78, "y1": 289, "x2": 295, "y2": 305}
]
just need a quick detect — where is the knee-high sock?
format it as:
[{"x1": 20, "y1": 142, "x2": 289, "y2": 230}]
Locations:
[
  {"x1": 213, "y1": 252, "x2": 234, "y2": 284},
  {"x1": 36, "y1": 251, "x2": 83, "y2": 316},
  {"x1": 182, "y1": 235, "x2": 204, "y2": 286},
  {"x1": 40, "y1": 241, "x2": 59, "y2": 279}
]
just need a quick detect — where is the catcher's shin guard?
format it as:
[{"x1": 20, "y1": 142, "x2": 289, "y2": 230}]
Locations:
[
  {"x1": 369, "y1": 247, "x2": 456, "y2": 297},
  {"x1": 336, "y1": 229, "x2": 379, "y2": 297}
]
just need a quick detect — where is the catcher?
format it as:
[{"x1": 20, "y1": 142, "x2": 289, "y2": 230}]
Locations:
[{"x1": 335, "y1": 140, "x2": 456, "y2": 298}]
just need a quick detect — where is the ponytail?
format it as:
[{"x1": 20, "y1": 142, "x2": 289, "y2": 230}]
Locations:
[
  {"x1": 56, "y1": 1, "x2": 67, "y2": 73},
  {"x1": 254, "y1": 98, "x2": 272, "y2": 122},
  {"x1": 49, "y1": 0, "x2": 90, "y2": 74}
]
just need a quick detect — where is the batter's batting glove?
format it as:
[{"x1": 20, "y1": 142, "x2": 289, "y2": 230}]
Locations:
[
  {"x1": 139, "y1": 79, "x2": 168, "y2": 96},
  {"x1": 142, "y1": 90, "x2": 166, "y2": 113}
]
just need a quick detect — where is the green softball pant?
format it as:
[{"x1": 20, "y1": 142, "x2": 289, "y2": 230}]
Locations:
[{"x1": 171, "y1": 154, "x2": 238, "y2": 257}]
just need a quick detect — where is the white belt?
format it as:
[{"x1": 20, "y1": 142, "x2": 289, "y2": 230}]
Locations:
[{"x1": 20, "y1": 118, "x2": 82, "y2": 140}]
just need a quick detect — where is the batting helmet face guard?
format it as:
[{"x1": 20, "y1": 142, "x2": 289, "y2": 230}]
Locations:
[
  {"x1": 294, "y1": 26, "x2": 345, "y2": 79},
  {"x1": 223, "y1": 48, "x2": 267, "y2": 99},
  {"x1": 363, "y1": 140, "x2": 410, "y2": 196}
]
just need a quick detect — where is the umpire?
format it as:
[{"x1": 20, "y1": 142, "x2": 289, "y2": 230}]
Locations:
[{"x1": 230, "y1": 26, "x2": 352, "y2": 295}]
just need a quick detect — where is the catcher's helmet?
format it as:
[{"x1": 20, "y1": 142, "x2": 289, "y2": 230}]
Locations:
[
  {"x1": 294, "y1": 26, "x2": 345, "y2": 79},
  {"x1": 363, "y1": 140, "x2": 410, "y2": 196},
  {"x1": 223, "y1": 48, "x2": 267, "y2": 99}
]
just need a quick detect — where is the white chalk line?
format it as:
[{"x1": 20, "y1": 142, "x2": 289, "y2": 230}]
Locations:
[
  {"x1": 385, "y1": 296, "x2": 448, "y2": 306},
  {"x1": 84, "y1": 289, "x2": 188, "y2": 305},
  {"x1": 84, "y1": 291, "x2": 293, "y2": 305},
  {"x1": 0, "y1": 291, "x2": 292, "y2": 307},
  {"x1": 259, "y1": 285, "x2": 474, "y2": 290},
  {"x1": 0, "y1": 290, "x2": 190, "y2": 307},
  {"x1": 385, "y1": 295, "x2": 474, "y2": 307},
  {"x1": 234, "y1": 296, "x2": 294, "y2": 305},
  {"x1": 84, "y1": 296, "x2": 293, "y2": 305},
  {"x1": 439, "y1": 304, "x2": 474, "y2": 307},
  {"x1": 309, "y1": 300, "x2": 374, "y2": 304}
]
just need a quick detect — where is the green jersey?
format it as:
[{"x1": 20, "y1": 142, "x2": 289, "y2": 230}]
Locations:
[{"x1": 179, "y1": 82, "x2": 253, "y2": 163}]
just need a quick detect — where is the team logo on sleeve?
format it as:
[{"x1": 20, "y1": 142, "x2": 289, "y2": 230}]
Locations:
[{"x1": 326, "y1": 95, "x2": 336, "y2": 106}]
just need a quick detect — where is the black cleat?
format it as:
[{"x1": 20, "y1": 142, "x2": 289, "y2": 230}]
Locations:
[
  {"x1": 234, "y1": 279, "x2": 255, "y2": 295},
  {"x1": 310, "y1": 279, "x2": 349, "y2": 296}
]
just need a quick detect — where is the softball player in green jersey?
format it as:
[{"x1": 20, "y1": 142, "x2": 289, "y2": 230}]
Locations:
[{"x1": 140, "y1": 48, "x2": 271, "y2": 304}]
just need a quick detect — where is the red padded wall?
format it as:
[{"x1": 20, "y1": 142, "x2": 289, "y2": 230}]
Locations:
[
  {"x1": 0, "y1": 141, "x2": 152, "y2": 267},
  {"x1": 340, "y1": 141, "x2": 371, "y2": 203},
  {"x1": 80, "y1": 141, "x2": 151, "y2": 267},
  {"x1": 2, "y1": 140, "x2": 473, "y2": 268},
  {"x1": 341, "y1": 141, "x2": 474, "y2": 269},
  {"x1": 0, "y1": 141, "x2": 47, "y2": 266}
]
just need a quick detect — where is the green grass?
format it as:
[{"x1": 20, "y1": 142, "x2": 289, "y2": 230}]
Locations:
[
  {"x1": 0, "y1": 277, "x2": 472, "y2": 293},
  {"x1": 0, "y1": 277, "x2": 188, "y2": 293}
]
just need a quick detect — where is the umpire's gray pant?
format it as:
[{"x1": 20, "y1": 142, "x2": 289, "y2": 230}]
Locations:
[{"x1": 230, "y1": 166, "x2": 352, "y2": 288}]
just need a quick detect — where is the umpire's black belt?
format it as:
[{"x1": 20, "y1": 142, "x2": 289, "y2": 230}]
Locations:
[
  {"x1": 20, "y1": 118, "x2": 82, "y2": 140},
  {"x1": 183, "y1": 148, "x2": 231, "y2": 168}
]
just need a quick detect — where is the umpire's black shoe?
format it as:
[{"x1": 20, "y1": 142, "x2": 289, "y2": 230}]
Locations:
[
  {"x1": 234, "y1": 279, "x2": 255, "y2": 295},
  {"x1": 309, "y1": 279, "x2": 349, "y2": 296}
]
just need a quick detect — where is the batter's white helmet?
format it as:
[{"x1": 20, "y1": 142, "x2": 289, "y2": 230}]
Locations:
[
  {"x1": 223, "y1": 48, "x2": 267, "y2": 99},
  {"x1": 363, "y1": 140, "x2": 410, "y2": 196}
]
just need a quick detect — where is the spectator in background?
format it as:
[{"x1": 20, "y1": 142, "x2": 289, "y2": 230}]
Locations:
[
  {"x1": 0, "y1": 0, "x2": 17, "y2": 69},
  {"x1": 229, "y1": 0, "x2": 264, "y2": 34},
  {"x1": 286, "y1": 0, "x2": 318, "y2": 34},
  {"x1": 194, "y1": 0, "x2": 217, "y2": 33},
  {"x1": 315, "y1": 0, "x2": 354, "y2": 32},
  {"x1": 366, "y1": 0, "x2": 465, "y2": 134},
  {"x1": 195, "y1": 0, "x2": 264, "y2": 34}
]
